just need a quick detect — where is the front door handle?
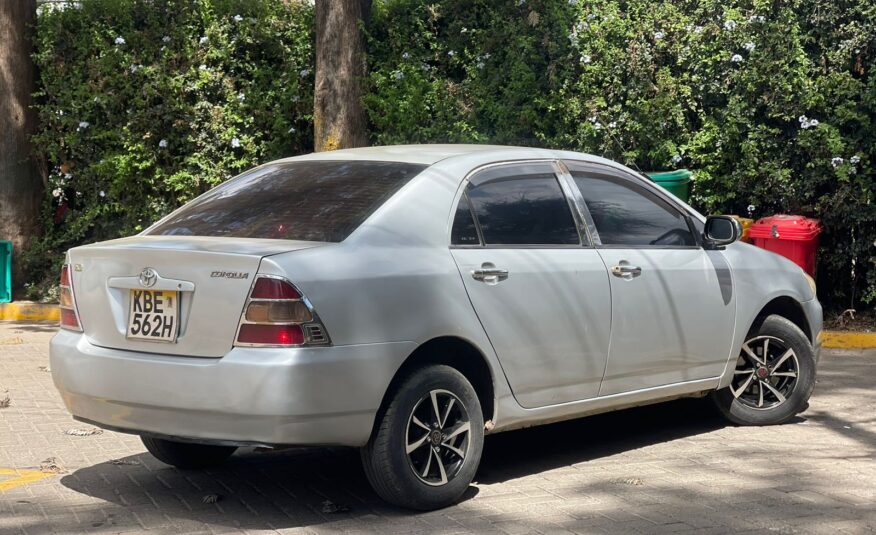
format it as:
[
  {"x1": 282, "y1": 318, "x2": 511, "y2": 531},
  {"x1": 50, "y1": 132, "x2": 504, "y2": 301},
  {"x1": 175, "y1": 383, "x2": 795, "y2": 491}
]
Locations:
[
  {"x1": 472, "y1": 265, "x2": 509, "y2": 284},
  {"x1": 610, "y1": 263, "x2": 642, "y2": 280}
]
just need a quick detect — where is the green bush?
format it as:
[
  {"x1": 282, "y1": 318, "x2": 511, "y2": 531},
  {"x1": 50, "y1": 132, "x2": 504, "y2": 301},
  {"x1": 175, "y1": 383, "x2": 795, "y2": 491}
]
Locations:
[
  {"x1": 366, "y1": 0, "x2": 875, "y2": 310},
  {"x1": 25, "y1": 0, "x2": 313, "y2": 299},
  {"x1": 26, "y1": 0, "x2": 875, "y2": 311}
]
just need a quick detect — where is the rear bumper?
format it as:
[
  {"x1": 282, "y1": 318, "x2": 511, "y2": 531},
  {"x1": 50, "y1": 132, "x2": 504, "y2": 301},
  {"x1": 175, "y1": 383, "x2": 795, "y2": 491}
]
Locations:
[{"x1": 50, "y1": 330, "x2": 414, "y2": 447}]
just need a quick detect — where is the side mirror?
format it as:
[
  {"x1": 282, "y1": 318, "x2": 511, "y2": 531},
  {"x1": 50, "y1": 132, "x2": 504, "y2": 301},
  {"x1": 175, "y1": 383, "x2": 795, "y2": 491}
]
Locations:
[{"x1": 703, "y1": 215, "x2": 742, "y2": 249}]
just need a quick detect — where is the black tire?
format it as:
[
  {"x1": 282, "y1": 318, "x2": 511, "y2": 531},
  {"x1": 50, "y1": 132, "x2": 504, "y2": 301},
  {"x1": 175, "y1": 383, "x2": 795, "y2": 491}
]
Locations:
[
  {"x1": 361, "y1": 365, "x2": 484, "y2": 510},
  {"x1": 141, "y1": 436, "x2": 237, "y2": 469},
  {"x1": 711, "y1": 314, "x2": 816, "y2": 425}
]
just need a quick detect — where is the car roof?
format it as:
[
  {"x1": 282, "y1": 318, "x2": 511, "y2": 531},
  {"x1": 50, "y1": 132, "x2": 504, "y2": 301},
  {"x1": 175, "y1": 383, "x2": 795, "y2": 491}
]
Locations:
[{"x1": 274, "y1": 144, "x2": 604, "y2": 166}]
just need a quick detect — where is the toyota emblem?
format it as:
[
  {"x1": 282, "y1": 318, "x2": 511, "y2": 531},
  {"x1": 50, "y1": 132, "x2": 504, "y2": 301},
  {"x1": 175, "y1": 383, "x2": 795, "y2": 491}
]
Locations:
[{"x1": 138, "y1": 267, "x2": 158, "y2": 288}]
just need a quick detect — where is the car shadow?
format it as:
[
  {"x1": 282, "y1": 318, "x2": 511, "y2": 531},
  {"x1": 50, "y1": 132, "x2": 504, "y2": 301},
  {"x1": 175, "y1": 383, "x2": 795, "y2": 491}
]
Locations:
[{"x1": 54, "y1": 398, "x2": 728, "y2": 531}]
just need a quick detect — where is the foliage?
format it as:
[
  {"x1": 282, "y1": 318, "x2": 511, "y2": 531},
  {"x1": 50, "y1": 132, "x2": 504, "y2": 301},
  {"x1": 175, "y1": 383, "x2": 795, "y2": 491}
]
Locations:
[
  {"x1": 24, "y1": 0, "x2": 313, "y2": 299},
  {"x1": 366, "y1": 0, "x2": 876, "y2": 309},
  {"x1": 25, "y1": 0, "x2": 875, "y2": 310}
]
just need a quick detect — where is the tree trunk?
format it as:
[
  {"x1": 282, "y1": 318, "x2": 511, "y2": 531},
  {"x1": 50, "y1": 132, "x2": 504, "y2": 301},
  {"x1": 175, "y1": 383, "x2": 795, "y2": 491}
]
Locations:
[
  {"x1": 0, "y1": 0, "x2": 42, "y2": 293},
  {"x1": 314, "y1": 0, "x2": 371, "y2": 151}
]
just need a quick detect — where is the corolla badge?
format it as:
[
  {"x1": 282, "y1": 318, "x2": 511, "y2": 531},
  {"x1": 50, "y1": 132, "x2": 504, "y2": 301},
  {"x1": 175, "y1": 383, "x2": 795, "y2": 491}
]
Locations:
[{"x1": 138, "y1": 267, "x2": 158, "y2": 288}]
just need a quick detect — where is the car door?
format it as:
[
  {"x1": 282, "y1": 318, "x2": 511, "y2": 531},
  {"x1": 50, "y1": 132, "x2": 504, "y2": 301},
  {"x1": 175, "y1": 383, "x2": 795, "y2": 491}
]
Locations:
[
  {"x1": 562, "y1": 161, "x2": 736, "y2": 396},
  {"x1": 450, "y1": 161, "x2": 612, "y2": 408}
]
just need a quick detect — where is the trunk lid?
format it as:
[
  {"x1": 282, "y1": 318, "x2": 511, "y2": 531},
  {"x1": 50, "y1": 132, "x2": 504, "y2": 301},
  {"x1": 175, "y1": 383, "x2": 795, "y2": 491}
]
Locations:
[{"x1": 67, "y1": 236, "x2": 325, "y2": 357}]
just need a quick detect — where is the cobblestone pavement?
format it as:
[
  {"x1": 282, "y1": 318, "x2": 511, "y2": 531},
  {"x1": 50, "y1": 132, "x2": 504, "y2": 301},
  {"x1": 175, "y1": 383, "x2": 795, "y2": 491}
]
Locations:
[{"x1": 1, "y1": 321, "x2": 874, "y2": 535}]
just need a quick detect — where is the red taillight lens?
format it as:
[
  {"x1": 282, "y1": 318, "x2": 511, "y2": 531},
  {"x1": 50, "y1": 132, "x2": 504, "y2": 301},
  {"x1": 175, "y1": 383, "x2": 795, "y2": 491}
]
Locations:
[
  {"x1": 237, "y1": 324, "x2": 304, "y2": 345},
  {"x1": 234, "y1": 275, "x2": 329, "y2": 347},
  {"x1": 59, "y1": 264, "x2": 82, "y2": 331},
  {"x1": 250, "y1": 277, "x2": 301, "y2": 299}
]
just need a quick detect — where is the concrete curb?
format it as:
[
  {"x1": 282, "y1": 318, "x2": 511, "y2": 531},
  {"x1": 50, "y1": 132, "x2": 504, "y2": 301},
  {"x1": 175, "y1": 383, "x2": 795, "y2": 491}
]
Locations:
[
  {"x1": 0, "y1": 302, "x2": 60, "y2": 322},
  {"x1": 0, "y1": 302, "x2": 874, "y2": 348}
]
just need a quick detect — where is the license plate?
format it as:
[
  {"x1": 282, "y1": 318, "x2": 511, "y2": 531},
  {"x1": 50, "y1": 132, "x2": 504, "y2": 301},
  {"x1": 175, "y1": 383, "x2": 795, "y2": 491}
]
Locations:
[{"x1": 127, "y1": 290, "x2": 178, "y2": 343}]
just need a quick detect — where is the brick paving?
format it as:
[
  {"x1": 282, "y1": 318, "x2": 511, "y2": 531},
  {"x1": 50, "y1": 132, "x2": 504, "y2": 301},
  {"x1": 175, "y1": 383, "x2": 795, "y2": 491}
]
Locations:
[{"x1": 1, "y1": 320, "x2": 874, "y2": 534}]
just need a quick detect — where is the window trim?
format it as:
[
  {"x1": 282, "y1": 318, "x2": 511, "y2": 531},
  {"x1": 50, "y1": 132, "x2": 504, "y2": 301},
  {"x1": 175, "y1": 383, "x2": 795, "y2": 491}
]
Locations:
[
  {"x1": 559, "y1": 160, "x2": 702, "y2": 250},
  {"x1": 447, "y1": 159, "x2": 591, "y2": 249}
]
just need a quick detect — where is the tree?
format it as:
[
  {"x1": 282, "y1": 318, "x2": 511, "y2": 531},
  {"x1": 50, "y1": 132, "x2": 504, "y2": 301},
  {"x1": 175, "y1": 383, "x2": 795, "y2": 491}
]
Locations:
[
  {"x1": 0, "y1": 0, "x2": 42, "y2": 293},
  {"x1": 314, "y1": 0, "x2": 371, "y2": 151}
]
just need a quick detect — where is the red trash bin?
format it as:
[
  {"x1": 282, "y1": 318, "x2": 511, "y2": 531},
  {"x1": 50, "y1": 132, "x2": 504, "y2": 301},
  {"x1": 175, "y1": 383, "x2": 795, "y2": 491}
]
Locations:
[{"x1": 748, "y1": 215, "x2": 822, "y2": 276}]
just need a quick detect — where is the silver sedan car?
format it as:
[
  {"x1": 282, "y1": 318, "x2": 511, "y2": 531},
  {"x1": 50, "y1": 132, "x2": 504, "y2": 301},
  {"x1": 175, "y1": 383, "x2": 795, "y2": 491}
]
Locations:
[{"x1": 51, "y1": 144, "x2": 822, "y2": 510}]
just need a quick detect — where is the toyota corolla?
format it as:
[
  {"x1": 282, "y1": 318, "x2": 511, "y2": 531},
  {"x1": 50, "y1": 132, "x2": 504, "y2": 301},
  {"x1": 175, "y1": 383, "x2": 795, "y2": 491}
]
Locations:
[{"x1": 51, "y1": 144, "x2": 821, "y2": 510}]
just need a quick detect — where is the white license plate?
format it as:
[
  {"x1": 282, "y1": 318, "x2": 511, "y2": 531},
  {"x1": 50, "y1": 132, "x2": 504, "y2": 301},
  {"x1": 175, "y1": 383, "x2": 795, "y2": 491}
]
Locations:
[{"x1": 127, "y1": 290, "x2": 178, "y2": 343}]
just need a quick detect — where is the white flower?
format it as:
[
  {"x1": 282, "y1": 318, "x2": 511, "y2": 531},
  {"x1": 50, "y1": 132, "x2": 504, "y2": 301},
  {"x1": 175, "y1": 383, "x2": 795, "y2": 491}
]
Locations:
[
  {"x1": 447, "y1": 50, "x2": 456, "y2": 57},
  {"x1": 392, "y1": 70, "x2": 404, "y2": 80},
  {"x1": 671, "y1": 154, "x2": 683, "y2": 164},
  {"x1": 568, "y1": 0, "x2": 577, "y2": 5},
  {"x1": 99, "y1": 190, "x2": 106, "y2": 197},
  {"x1": 52, "y1": 188, "x2": 63, "y2": 198},
  {"x1": 299, "y1": 68, "x2": 310, "y2": 77},
  {"x1": 162, "y1": 35, "x2": 171, "y2": 43},
  {"x1": 476, "y1": 61, "x2": 485, "y2": 69},
  {"x1": 580, "y1": 54, "x2": 591, "y2": 64},
  {"x1": 158, "y1": 139, "x2": 168, "y2": 148},
  {"x1": 744, "y1": 42, "x2": 755, "y2": 51},
  {"x1": 850, "y1": 155, "x2": 861, "y2": 164},
  {"x1": 64, "y1": 173, "x2": 72, "y2": 180},
  {"x1": 723, "y1": 19, "x2": 737, "y2": 31},
  {"x1": 114, "y1": 36, "x2": 125, "y2": 45},
  {"x1": 198, "y1": 64, "x2": 208, "y2": 71},
  {"x1": 77, "y1": 121, "x2": 90, "y2": 130},
  {"x1": 798, "y1": 115, "x2": 808, "y2": 123},
  {"x1": 237, "y1": 92, "x2": 245, "y2": 101},
  {"x1": 849, "y1": 167, "x2": 857, "y2": 174},
  {"x1": 129, "y1": 64, "x2": 141, "y2": 73},
  {"x1": 199, "y1": 36, "x2": 208, "y2": 45},
  {"x1": 747, "y1": 204, "x2": 756, "y2": 213},
  {"x1": 231, "y1": 137, "x2": 241, "y2": 148},
  {"x1": 654, "y1": 31, "x2": 664, "y2": 40},
  {"x1": 402, "y1": 52, "x2": 411, "y2": 60},
  {"x1": 809, "y1": 119, "x2": 819, "y2": 127},
  {"x1": 801, "y1": 120, "x2": 812, "y2": 129},
  {"x1": 287, "y1": 126, "x2": 296, "y2": 134},
  {"x1": 484, "y1": 53, "x2": 491, "y2": 59},
  {"x1": 831, "y1": 157, "x2": 844, "y2": 167},
  {"x1": 233, "y1": 14, "x2": 243, "y2": 22},
  {"x1": 693, "y1": 25, "x2": 703, "y2": 33},
  {"x1": 731, "y1": 54, "x2": 743, "y2": 62},
  {"x1": 607, "y1": 121, "x2": 617, "y2": 128}
]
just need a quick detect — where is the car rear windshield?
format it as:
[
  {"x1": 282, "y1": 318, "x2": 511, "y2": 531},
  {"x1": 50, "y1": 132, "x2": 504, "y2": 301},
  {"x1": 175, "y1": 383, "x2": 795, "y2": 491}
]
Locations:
[{"x1": 147, "y1": 161, "x2": 427, "y2": 242}]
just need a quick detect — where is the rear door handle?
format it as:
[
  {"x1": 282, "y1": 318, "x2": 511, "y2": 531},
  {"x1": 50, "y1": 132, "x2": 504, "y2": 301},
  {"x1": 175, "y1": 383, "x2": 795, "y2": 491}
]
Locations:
[
  {"x1": 472, "y1": 266, "x2": 509, "y2": 284},
  {"x1": 610, "y1": 263, "x2": 642, "y2": 279}
]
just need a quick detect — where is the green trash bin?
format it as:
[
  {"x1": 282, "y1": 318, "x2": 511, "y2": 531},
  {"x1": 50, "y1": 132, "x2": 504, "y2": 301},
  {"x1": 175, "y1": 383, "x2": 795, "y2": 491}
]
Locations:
[
  {"x1": 0, "y1": 241, "x2": 11, "y2": 303},
  {"x1": 645, "y1": 169, "x2": 692, "y2": 202}
]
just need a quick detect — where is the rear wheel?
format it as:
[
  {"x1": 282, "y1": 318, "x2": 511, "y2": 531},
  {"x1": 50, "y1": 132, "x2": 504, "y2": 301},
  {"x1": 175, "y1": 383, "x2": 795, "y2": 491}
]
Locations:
[
  {"x1": 141, "y1": 436, "x2": 237, "y2": 469},
  {"x1": 712, "y1": 314, "x2": 816, "y2": 425},
  {"x1": 361, "y1": 365, "x2": 484, "y2": 510}
]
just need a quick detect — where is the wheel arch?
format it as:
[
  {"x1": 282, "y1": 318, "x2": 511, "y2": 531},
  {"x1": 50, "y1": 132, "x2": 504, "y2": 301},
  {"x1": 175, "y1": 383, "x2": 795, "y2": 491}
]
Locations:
[
  {"x1": 371, "y1": 336, "x2": 496, "y2": 438},
  {"x1": 751, "y1": 295, "x2": 812, "y2": 343}
]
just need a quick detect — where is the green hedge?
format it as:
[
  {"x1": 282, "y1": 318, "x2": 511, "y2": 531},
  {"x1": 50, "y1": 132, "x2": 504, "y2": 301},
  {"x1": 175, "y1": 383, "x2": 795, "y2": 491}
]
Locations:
[
  {"x1": 366, "y1": 0, "x2": 875, "y2": 309},
  {"x1": 26, "y1": 0, "x2": 875, "y2": 310},
  {"x1": 24, "y1": 0, "x2": 314, "y2": 299}
]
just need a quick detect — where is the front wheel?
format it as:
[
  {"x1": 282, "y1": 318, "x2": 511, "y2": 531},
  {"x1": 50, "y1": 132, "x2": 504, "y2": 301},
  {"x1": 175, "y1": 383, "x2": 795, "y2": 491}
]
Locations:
[
  {"x1": 712, "y1": 314, "x2": 816, "y2": 425},
  {"x1": 361, "y1": 365, "x2": 484, "y2": 510}
]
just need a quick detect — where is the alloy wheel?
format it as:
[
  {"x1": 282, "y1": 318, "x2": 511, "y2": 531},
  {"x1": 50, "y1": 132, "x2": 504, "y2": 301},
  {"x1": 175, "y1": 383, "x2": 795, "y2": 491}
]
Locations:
[
  {"x1": 731, "y1": 335, "x2": 800, "y2": 410},
  {"x1": 405, "y1": 389, "x2": 471, "y2": 486}
]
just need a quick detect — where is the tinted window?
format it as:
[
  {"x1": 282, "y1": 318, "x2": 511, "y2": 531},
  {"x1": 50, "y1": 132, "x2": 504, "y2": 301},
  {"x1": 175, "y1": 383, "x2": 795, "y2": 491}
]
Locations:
[
  {"x1": 572, "y1": 173, "x2": 695, "y2": 246},
  {"x1": 451, "y1": 194, "x2": 481, "y2": 245},
  {"x1": 147, "y1": 161, "x2": 426, "y2": 242},
  {"x1": 467, "y1": 166, "x2": 580, "y2": 245}
]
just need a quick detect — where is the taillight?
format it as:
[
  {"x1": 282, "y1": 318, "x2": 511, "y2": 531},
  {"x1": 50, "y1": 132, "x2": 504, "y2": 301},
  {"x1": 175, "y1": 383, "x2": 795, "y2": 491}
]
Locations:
[
  {"x1": 59, "y1": 264, "x2": 82, "y2": 331},
  {"x1": 234, "y1": 275, "x2": 330, "y2": 347}
]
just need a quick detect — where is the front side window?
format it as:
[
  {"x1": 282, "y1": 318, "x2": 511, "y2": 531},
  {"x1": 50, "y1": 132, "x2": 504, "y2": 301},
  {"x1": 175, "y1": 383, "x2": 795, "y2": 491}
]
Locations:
[
  {"x1": 465, "y1": 164, "x2": 580, "y2": 246},
  {"x1": 571, "y1": 172, "x2": 696, "y2": 247},
  {"x1": 147, "y1": 161, "x2": 427, "y2": 242}
]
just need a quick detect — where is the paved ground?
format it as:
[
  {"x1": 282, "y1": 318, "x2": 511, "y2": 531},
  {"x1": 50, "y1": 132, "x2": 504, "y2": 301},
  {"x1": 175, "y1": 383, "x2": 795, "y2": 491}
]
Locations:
[{"x1": 0, "y1": 321, "x2": 874, "y2": 535}]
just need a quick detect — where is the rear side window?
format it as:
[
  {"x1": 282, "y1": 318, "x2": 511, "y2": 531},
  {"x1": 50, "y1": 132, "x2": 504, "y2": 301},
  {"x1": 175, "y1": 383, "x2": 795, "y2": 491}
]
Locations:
[
  {"x1": 147, "y1": 161, "x2": 426, "y2": 242},
  {"x1": 466, "y1": 164, "x2": 580, "y2": 246},
  {"x1": 451, "y1": 194, "x2": 481, "y2": 245},
  {"x1": 571, "y1": 172, "x2": 696, "y2": 247}
]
